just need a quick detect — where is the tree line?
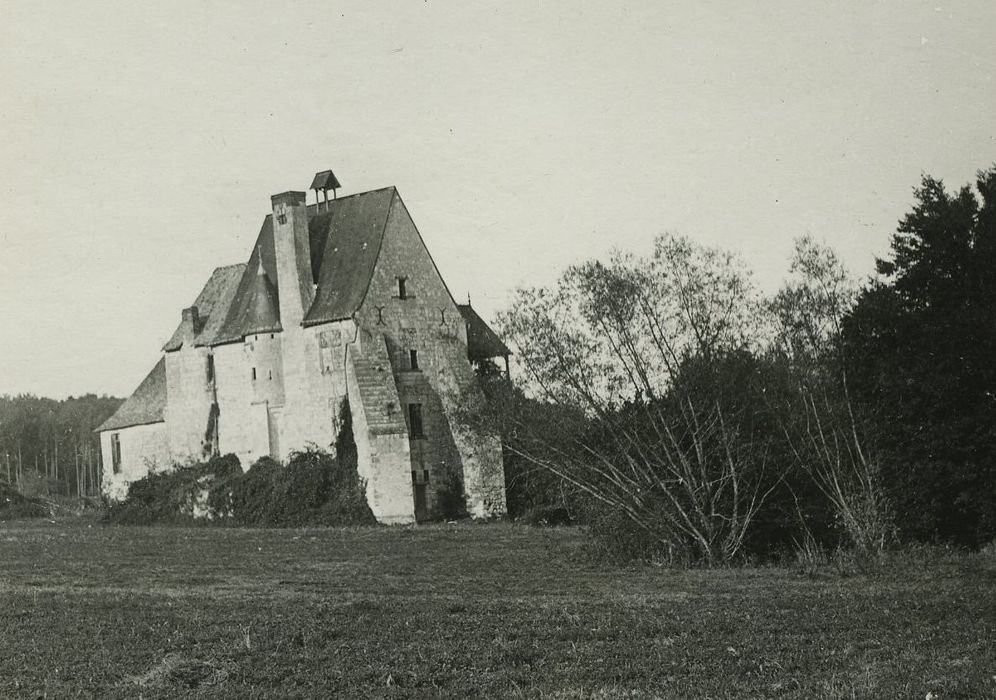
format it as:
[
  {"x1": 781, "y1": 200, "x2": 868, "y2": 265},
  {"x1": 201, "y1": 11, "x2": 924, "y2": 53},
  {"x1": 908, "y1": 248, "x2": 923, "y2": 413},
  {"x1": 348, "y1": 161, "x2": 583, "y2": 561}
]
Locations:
[
  {"x1": 0, "y1": 394, "x2": 121, "y2": 498},
  {"x1": 486, "y1": 165, "x2": 996, "y2": 563}
]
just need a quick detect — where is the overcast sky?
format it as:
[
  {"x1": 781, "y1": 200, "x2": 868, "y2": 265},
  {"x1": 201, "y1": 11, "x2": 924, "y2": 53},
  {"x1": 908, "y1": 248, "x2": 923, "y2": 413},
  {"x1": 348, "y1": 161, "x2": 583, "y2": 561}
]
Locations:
[{"x1": 1, "y1": 1, "x2": 994, "y2": 399}]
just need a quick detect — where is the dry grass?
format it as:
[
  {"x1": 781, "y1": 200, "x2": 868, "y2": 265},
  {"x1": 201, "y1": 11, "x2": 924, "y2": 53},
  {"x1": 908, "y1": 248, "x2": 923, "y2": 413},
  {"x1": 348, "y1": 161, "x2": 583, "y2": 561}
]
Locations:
[{"x1": 0, "y1": 520, "x2": 993, "y2": 698}]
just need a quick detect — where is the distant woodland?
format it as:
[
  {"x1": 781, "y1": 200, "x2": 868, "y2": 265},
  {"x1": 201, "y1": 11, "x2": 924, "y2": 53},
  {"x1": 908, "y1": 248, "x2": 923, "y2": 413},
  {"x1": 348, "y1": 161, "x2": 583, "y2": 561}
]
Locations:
[{"x1": 0, "y1": 394, "x2": 121, "y2": 498}]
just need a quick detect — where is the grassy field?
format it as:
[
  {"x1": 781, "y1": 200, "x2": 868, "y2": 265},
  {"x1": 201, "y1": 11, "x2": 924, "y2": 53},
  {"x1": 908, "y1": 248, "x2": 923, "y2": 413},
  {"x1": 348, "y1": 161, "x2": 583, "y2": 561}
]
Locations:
[{"x1": 0, "y1": 521, "x2": 993, "y2": 699}]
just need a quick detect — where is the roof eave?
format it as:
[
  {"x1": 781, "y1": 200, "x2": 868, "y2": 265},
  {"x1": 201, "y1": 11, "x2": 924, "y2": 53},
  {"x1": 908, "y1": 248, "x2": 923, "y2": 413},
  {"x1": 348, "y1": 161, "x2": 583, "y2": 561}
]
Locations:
[{"x1": 95, "y1": 417, "x2": 166, "y2": 434}]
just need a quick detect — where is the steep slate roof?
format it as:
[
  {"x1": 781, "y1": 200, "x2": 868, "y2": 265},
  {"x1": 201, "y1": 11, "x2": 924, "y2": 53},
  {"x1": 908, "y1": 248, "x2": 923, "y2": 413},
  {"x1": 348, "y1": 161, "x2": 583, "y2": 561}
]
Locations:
[
  {"x1": 208, "y1": 187, "x2": 396, "y2": 344},
  {"x1": 97, "y1": 357, "x2": 167, "y2": 432},
  {"x1": 304, "y1": 187, "x2": 395, "y2": 326},
  {"x1": 243, "y1": 264, "x2": 281, "y2": 334},
  {"x1": 162, "y1": 264, "x2": 245, "y2": 351},
  {"x1": 457, "y1": 304, "x2": 512, "y2": 360},
  {"x1": 211, "y1": 218, "x2": 283, "y2": 344}
]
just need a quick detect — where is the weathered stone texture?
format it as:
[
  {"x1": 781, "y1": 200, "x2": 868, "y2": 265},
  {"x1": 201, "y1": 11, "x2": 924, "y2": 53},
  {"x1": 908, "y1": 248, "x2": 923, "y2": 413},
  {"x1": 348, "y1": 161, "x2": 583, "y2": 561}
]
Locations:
[
  {"x1": 212, "y1": 341, "x2": 263, "y2": 467},
  {"x1": 100, "y1": 422, "x2": 169, "y2": 501},
  {"x1": 346, "y1": 337, "x2": 415, "y2": 524},
  {"x1": 100, "y1": 184, "x2": 508, "y2": 522},
  {"x1": 355, "y1": 191, "x2": 507, "y2": 519},
  {"x1": 164, "y1": 346, "x2": 215, "y2": 463}
]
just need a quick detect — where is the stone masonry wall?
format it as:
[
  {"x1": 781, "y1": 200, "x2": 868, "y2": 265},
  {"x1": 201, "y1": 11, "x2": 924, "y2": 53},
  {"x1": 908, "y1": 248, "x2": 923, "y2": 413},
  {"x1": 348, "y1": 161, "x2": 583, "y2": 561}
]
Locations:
[
  {"x1": 434, "y1": 344, "x2": 508, "y2": 517},
  {"x1": 212, "y1": 341, "x2": 268, "y2": 469},
  {"x1": 273, "y1": 319, "x2": 354, "y2": 461},
  {"x1": 346, "y1": 336, "x2": 415, "y2": 524},
  {"x1": 355, "y1": 191, "x2": 507, "y2": 519},
  {"x1": 100, "y1": 421, "x2": 170, "y2": 501},
  {"x1": 165, "y1": 347, "x2": 215, "y2": 463}
]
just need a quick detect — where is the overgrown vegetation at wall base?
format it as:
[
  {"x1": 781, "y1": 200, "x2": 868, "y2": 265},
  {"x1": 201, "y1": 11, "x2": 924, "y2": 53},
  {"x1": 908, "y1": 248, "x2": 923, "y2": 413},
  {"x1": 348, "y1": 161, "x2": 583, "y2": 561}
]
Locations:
[
  {"x1": 102, "y1": 454, "x2": 240, "y2": 525},
  {"x1": 103, "y1": 398, "x2": 376, "y2": 527},
  {"x1": 227, "y1": 449, "x2": 375, "y2": 527},
  {"x1": 103, "y1": 450, "x2": 375, "y2": 527}
]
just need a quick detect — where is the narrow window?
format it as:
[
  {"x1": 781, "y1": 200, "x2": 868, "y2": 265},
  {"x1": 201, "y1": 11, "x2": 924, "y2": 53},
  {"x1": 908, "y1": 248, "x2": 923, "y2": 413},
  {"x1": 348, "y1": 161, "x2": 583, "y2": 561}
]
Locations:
[
  {"x1": 251, "y1": 367, "x2": 257, "y2": 381},
  {"x1": 268, "y1": 369, "x2": 273, "y2": 380},
  {"x1": 409, "y1": 349, "x2": 419, "y2": 370},
  {"x1": 408, "y1": 403, "x2": 424, "y2": 439},
  {"x1": 206, "y1": 354, "x2": 215, "y2": 383},
  {"x1": 397, "y1": 277, "x2": 407, "y2": 299},
  {"x1": 111, "y1": 433, "x2": 121, "y2": 474}
]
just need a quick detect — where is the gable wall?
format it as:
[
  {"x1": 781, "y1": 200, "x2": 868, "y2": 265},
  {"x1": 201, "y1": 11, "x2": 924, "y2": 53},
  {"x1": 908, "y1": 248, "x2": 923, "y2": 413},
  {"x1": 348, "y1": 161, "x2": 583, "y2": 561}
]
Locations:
[
  {"x1": 100, "y1": 422, "x2": 169, "y2": 501},
  {"x1": 356, "y1": 192, "x2": 505, "y2": 518}
]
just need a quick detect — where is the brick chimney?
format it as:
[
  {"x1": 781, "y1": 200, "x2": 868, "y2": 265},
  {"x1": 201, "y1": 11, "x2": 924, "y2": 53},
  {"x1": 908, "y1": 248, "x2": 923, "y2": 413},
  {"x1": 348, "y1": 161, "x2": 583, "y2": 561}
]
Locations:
[{"x1": 270, "y1": 191, "x2": 315, "y2": 328}]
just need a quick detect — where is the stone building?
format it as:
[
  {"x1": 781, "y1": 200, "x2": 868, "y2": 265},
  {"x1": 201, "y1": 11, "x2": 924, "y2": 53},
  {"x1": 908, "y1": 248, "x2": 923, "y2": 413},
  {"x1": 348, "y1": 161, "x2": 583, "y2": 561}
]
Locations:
[{"x1": 97, "y1": 172, "x2": 510, "y2": 524}]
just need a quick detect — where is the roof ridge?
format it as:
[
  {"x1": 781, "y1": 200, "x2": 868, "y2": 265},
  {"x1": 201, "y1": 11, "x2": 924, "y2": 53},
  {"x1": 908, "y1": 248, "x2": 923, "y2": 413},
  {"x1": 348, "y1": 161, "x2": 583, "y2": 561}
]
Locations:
[{"x1": 304, "y1": 185, "x2": 396, "y2": 210}]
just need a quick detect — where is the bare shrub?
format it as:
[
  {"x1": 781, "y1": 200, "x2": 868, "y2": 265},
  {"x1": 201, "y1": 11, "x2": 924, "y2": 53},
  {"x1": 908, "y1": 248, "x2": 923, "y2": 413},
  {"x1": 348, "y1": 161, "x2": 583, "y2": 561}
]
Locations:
[
  {"x1": 769, "y1": 237, "x2": 895, "y2": 555},
  {"x1": 498, "y1": 234, "x2": 782, "y2": 565}
]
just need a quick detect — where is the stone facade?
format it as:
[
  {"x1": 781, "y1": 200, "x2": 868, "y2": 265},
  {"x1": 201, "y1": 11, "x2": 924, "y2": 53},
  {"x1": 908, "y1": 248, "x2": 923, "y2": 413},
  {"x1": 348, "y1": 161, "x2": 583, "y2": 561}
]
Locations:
[
  {"x1": 97, "y1": 178, "x2": 509, "y2": 524},
  {"x1": 100, "y1": 421, "x2": 169, "y2": 501}
]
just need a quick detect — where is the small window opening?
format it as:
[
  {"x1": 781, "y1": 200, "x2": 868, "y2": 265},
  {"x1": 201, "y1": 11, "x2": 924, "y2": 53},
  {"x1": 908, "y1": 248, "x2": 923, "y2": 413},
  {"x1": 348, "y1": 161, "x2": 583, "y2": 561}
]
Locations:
[
  {"x1": 206, "y1": 355, "x2": 215, "y2": 383},
  {"x1": 397, "y1": 277, "x2": 407, "y2": 299},
  {"x1": 268, "y1": 369, "x2": 273, "y2": 380},
  {"x1": 409, "y1": 349, "x2": 419, "y2": 370},
  {"x1": 251, "y1": 367, "x2": 257, "y2": 381},
  {"x1": 111, "y1": 433, "x2": 122, "y2": 474},
  {"x1": 408, "y1": 403, "x2": 424, "y2": 439}
]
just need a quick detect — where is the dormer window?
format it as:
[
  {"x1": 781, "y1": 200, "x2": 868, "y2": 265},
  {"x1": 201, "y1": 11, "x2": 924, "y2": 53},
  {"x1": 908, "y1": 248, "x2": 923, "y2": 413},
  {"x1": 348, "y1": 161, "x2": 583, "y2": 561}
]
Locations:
[{"x1": 397, "y1": 276, "x2": 408, "y2": 299}]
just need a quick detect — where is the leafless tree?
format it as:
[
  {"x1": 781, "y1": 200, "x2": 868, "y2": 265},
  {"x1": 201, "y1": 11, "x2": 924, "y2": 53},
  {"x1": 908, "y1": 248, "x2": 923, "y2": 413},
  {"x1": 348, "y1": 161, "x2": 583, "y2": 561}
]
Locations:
[
  {"x1": 498, "y1": 234, "x2": 780, "y2": 564},
  {"x1": 768, "y1": 236, "x2": 894, "y2": 553}
]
